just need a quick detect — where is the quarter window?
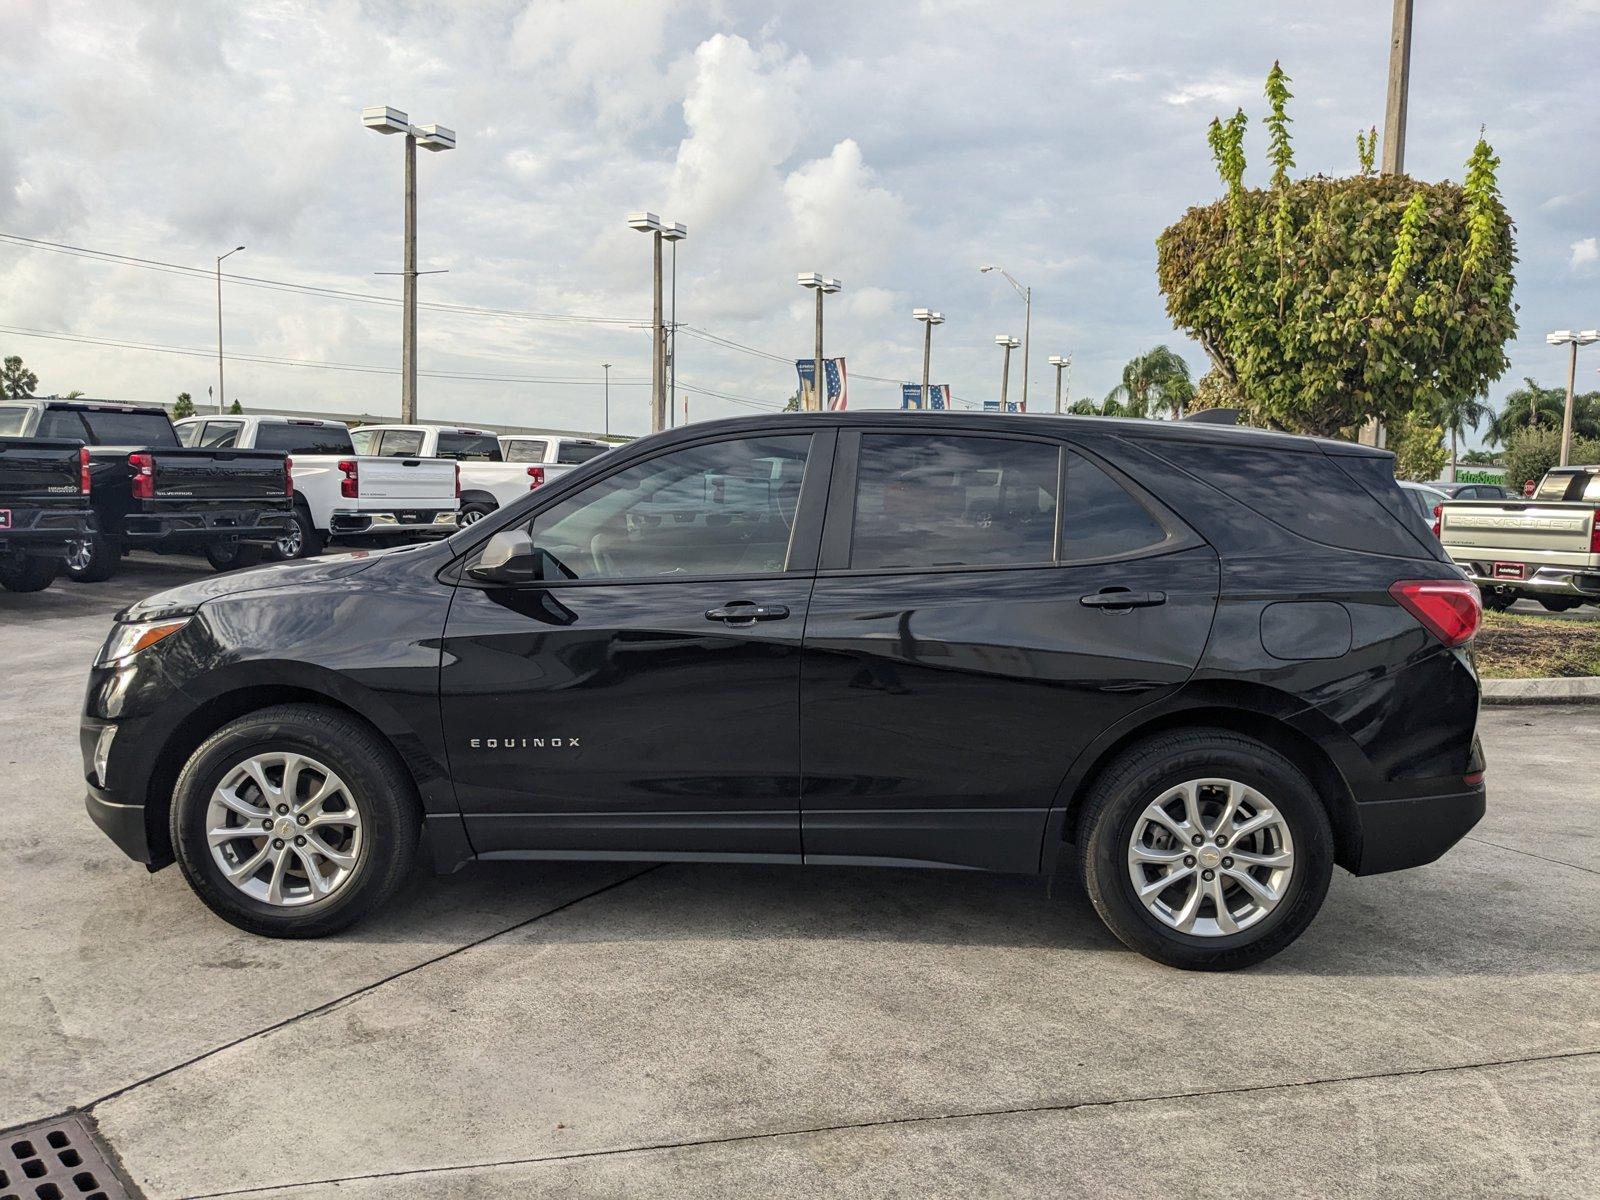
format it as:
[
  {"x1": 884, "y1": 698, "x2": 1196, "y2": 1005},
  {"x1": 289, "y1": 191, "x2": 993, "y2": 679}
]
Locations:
[
  {"x1": 522, "y1": 435, "x2": 811, "y2": 580},
  {"x1": 1059, "y1": 450, "x2": 1169, "y2": 560},
  {"x1": 848, "y1": 434, "x2": 1059, "y2": 570}
]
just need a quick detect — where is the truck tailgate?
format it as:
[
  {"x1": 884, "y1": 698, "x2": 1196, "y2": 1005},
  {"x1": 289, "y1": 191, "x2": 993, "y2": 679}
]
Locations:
[
  {"x1": 149, "y1": 448, "x2": 289, "y2": 501},
  {"x1": 1439, "y1": 500, "x2": 1596, "y2": 556},
  {"x1": 353, "y1": 456, "x2": 458, "y2": 506},
  {"x1": 0, "y1": 437, "x2": 83, "y2": 500}
]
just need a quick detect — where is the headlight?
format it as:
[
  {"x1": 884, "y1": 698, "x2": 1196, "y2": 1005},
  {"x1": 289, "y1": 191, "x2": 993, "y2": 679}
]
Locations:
[{"x1": 98, "y1": 617, "x2": 192, "y2": 666}]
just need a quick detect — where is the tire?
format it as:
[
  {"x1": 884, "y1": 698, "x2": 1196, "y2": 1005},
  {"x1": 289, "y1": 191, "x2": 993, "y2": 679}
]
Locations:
[
  {"x1": 0, "y1": 552, "x2": 61, "y2": 592},
  {"x1": 204, "y1": 536, "x2": 264, "y2": 572},
  {"x1": 1538, "y1": 597, "x2": 1582, "y2": 613},
  {"x1": 169, "y1": 703, "x2": 420, "y2": 937},
  {"x1": 266, "y1": 503, "x2": 324, "y2": 561},
  {"x1": 63, "y1": 533, "x2": 121, "y2": 583},
  {"x1": 1075, "y1": 728, "x2": 1334, "y2": 971},
  {"x1": 458, "y1": 502, "x2": 495, "y2": 527}
]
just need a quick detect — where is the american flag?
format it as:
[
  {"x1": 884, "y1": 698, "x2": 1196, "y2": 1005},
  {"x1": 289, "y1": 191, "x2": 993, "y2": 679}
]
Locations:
[{"x1": 797, "y1": 358, "x2": 849, "y2": 411}]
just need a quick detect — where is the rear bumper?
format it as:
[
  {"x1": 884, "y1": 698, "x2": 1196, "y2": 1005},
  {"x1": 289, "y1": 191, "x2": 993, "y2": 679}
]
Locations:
[
  {"x1": 123, "y1": 506, "x2": 291, "y2": 545},
  {"x1": 1350, "y1": 785, "x2": 1486, "y2": 875},
  {"x1": 0, "y1": 507, "x2": 96, "y2": 553},
  {"x1": 330, "y1": 509, "x2": 459, "y2": 539},
  {"x1": 1453, "y1": 557, "x2": 1600, "y2": 597}
]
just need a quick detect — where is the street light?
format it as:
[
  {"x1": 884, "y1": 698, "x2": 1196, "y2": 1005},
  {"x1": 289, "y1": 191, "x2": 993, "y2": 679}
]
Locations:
[
  {"x1": 913, "y1": 308, "x2": 944, "y2": 409},
  {"x1": 363, "y1": 105, "x2": 456, "y2": 424},
  {"x1": 981, "y1": 265, "x2": 1031, "y2": 411},
  {"x1": 628, "y1": 213, "x2": 687, "y2": 432},
  {"x1": 799, "y1": 273, "x2": 842, "y2": 411},
  {"x1": 215, "y1": 245, "x2": 244, "y2": 415},
  {"x1": 1048, "y1": 354, "x2": 1072, "y2": 414},
  {"x1": 602, "y1": 362, "x2": 612, "y2": 438},
  {"x1": 995, "y1": 335, "x2": 1021, "y2": 411},
  {"x1": 1547, "y1": 330, "x2": 1600, "y2": 466}
]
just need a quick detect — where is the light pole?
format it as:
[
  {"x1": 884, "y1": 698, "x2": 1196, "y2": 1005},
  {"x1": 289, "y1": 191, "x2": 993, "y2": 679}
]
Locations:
[
  {"x1": 665, "y1": 224, "x2": 686, "y2": 426},
  {"x1": 1048, "y1": 354, "x2": 1072, "y2": 414},
  {"x1": 1548, "y1": 330, "x2": 1600, "y2": 466},
  {"x1": 363, "y1": 106, "x2": 455, "y2": 424},
  {"x1": 602, "y1": 362, "x2": 612, "y2": 438},
  {"x1": 913, "y1": 308, "x2": 944, "y2": 409},
  {"x1": 628, "y1": 213, "x2": 686, "y2": 432},
  {"x1": 799, "y1": 273, "x2": 842, "y2": 411},
  {"x1": 995, "y1": 335, "x2": 1020, "y2": 411},
  {"x1": 981, "y1": 265, "x2": 1031, "y2": 411},
  {"x1": 215, "y1": 245, "x2": 244, "y2": 414}
]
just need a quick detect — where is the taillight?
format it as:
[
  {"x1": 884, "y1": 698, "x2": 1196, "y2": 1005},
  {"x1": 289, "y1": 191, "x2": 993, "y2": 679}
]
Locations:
[
  {"x1": 455, "y1": 463, "x2": 462, "y2": 498},
  {"x1": 338, "y1": 459, "x2": 359, "y2": 499},
  {"x1": 79, "y1": 446, "x2": 92, "y2": 495},
  {"x1": 1589, "y1": 508, "x2": 1600, "y2": 554},
  {"x1": 527, "y1": 466, "x2": 545, "y2": 490},
  {"x1": 1431, "y1": 504, "x2": 1442, "y2": 539},
  {"x1": 129, "y1": 452, "x2": 155, "y2": 500},
  {"x1": 1389, "y1": 579, "x2": 1481, "y2": 648},
  {"x1": 284, "y1": 456, "x2": 295, "y2": 497}
]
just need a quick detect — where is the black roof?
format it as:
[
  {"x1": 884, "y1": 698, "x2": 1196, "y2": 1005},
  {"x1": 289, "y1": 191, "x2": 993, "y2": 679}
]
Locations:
[{"x1": 0, "y1": 397, "x2": 169, "y2": 414}]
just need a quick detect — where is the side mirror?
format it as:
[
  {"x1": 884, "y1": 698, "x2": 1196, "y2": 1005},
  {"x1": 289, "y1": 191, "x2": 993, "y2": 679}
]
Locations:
[{"x1": 467, "y1": 528, "x2": 542, "y2": 584}]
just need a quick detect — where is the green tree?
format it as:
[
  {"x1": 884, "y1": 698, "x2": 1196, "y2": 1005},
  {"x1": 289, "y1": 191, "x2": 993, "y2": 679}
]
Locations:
[
  {"x1": 172, "y1": 392, "x2": 195, "y2": 419},
  {"x1": 782, "y1": 390, "x2": 801, "y2": 413},
  {"x1": 1502, "y1": 427, "x2": 1561, "y2": 495},
  {"x1": 63, "y1": 390, "x2": 85, "y2": 399},
  {"x1": 228, "y1": 399, "x2": 243, "y2": 415},
  {"x1": 1485, "y1": 377, "x2": 1600, "y2": 445},
  {"x1": 1156, "y1": 67, "x2": 1517, "y2": 440},
  {"x1": 1389, "y1": 411, "x2": 1449, "y2": 481},
  {"x1": 2, "y1": 356, "x2": 39, "y2": 399},
  {"x1": 1459, "y1": 448, "x2": 1499, "y2": 465},
  {"x1": 1436, "y1": 392, "x2": 1491, "y2": 480},
  {"x1": 1104, "y1": 346, "x2": 1196, "y2": 419}
]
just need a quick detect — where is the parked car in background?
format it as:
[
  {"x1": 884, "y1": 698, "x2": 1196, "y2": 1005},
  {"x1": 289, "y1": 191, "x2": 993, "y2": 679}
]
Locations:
[
  {"x1": 1398, "y1": 481, "x2": 1451, "y2": 538},
  {"x1": 1426, "y1": 481, "x2": 1509, "y2": 501},
  {"x1": 0, "y1": 432, "x2": 94, "y2": 592},
  {"x1": 0, "y1": 399, "x2": 290, "y2": 581},
  {"x1": 350, "y1": 424, "x2": 532, "y2": 527},
  {"x1": 177, "y1": 415, "x2": 460, "y2": 557},
  {"x1": 83, "y1": 412, "x2": 1485, "y2": 971},
  {"x1": 1438, "y1": 464, "x2": 1600, "y2": 611}
]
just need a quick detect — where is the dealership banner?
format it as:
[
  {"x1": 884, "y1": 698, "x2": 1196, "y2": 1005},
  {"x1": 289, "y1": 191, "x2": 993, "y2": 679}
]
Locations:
[
  {"x1": 901, "y1": 383, "x2": 952, "y2": 410},
  {"x1": 795, "y1": 358, "x2": 848, "y2": 410},
  {"x1": 983, "y1": 400, "x2": 1023, "y2": 412}
]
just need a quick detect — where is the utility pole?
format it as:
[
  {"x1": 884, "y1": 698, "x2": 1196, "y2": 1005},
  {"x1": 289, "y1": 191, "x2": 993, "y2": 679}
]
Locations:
[
  {"x1": 1049, "y1": 354, "x2": 1071, "y2": 414},
  {"x1": 799, "y1": 274, "x2": 842, "y2": 410},
  {"x1": 1382, "y1": 0, "x2": 1413, "y2": 175},
  {"x1": 1549, "y1": 331, "x2": 1600, "y2": 466},
  {"x1": 981, "y1": 266, "x2": 1031, "y2": 410},
  {"x1": 995, "y1": 335, "x2": 1020, "y2": 410},
  {"x1": 215, "y1": 245, "x2": 244, "y2": 414},
  {"x1": 602, "y1": 362, "x2": 611, "y2": 438},
  {"x1": 627, "y1": 213, "x2": 686, "y2": 433},
  {"x1": 914, "y1": 309, "x2": 944, "y2": 408}
]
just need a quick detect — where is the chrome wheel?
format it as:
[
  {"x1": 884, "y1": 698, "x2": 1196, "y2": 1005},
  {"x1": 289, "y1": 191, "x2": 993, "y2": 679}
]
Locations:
[
  {"x1": 459, "y1": 506, "x2": 487, "y2": 526},
  {"x1": 1127, "y1": 778, "x2": 1294, "y2": 937},
  {"x1": 276, "y1": 518, "x2": 303, "y2": 558},
  {"x1": 65, "y1": 538, "x2": 94, "y2": 573},
  {"x1": 206, "y1": 752, "x2": 364, "y2": 907}
]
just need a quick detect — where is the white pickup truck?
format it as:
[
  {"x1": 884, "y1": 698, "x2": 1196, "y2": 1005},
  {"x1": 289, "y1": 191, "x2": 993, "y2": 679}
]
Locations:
[
  {"x1": 176, "y1": 415, "x2": 460, "y2": 557},
  {"x1": 498, "y1": 433, "x2": 614, "y2": 473},
  {"x1": 350, "y1": 424, "x2": 538, "y2": 527}
]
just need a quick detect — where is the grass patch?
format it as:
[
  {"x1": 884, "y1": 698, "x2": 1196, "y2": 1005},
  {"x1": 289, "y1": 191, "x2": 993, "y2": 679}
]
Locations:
[{"x1": 1475, "y1": 610, "x2": 1600, "y2": 678}]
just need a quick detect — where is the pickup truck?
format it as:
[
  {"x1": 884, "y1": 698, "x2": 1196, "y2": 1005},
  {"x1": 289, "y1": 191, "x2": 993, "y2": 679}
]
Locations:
[
  {"x1": 349, "y1": 424, "x2": 538, "y2": 526},
  {"x1": 0, "y1": 400, "x2": 291, "y2": 582},
  {"x1": 0, "y1": 434, "x2": 95, "y2": 592},
  {"x1": 1437, "y1": 465, "x2": 1600, "y2": 611},
  {"x1": 498, "y1": 433, "x2": 613, "y2": 487},
  {"x1": 176, "y1": 415, "x2": 460, "y2": 557}
]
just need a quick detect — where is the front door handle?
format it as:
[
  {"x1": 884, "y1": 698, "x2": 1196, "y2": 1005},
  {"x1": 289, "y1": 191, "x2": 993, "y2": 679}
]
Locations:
[
  {"x1": 1080, "y1": 589, "x2": 1166, "y2": 610},
  {"x1": 705, "y1": 602, "x2": 791, "y2": 624}
]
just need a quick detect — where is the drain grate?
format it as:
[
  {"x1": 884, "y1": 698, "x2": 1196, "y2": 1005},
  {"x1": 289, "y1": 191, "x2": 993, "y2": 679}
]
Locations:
[{"x1": 0, "y1": 1115, "x2": 133, "y2": 1200}]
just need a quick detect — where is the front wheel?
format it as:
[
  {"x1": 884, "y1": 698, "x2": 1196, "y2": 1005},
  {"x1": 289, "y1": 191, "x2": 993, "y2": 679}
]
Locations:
[
  {"x1": 0, "y1": 552, "x2": 61, "y2": 592},
  {"x1": 1075, "y1": 729, "x2": 1333, "y2": 971},
  {"x1": 169, "y1": 703, "x2": 420, "y2": 937},
  {"x1": 63, "y1": 534, "x2": 121, "y2": 583}
]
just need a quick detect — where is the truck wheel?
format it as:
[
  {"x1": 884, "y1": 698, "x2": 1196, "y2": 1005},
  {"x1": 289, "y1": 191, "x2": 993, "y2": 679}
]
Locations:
[
  {"x1": 267, "y1": 504, "x2": 324, "y2": 561},
  {"x1": 1075, "y1": 729, "x2": 1333, "y2": 971},
  {"x1": 205, "y1": 536, "x2": 264, "y2": 572},
  {"x1": 63, "y1": 534, "x2": 121, "y2": 583},
  {"x1": 0, "y1": 553, "x2": 61, "y2": 592},
  {"x1": 169, "y1": 703, "x2": 421, "y2": 937},
  {"x1": 1538, "y1": 597, "x2": 1582, "y2": 613},
  {"x1": 459, "y1": 502, "x2": 495, "y2": 526}
]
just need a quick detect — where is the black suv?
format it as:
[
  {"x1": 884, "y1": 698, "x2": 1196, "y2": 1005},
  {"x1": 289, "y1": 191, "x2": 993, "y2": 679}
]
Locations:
[{"x1": 81, "y1": 413, "x2": 1484, "y2": 970}]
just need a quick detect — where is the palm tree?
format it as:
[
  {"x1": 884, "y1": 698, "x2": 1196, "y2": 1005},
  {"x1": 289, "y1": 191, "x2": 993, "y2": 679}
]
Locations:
[
  {"x1": 1485, "y1": 378, "x2": 1599, "y2": 445},
  {"x1": 1439, "y1": 393, "x2": 1491, "y2": 481},
  {"x1": 1104, "y1": 346, "x2": 1196, "y2": 420}
]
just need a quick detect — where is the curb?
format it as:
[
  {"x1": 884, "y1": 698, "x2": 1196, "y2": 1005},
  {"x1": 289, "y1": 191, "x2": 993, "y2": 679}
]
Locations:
[{"x1": 1481, "y1": 676, "x2": 1600, "y2": 706}]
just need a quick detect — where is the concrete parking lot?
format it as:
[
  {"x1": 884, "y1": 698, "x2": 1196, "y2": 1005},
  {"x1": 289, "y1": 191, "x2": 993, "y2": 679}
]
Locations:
[{"x1": 3, "y1": 556, "x2": 1597, "y2": 1198}]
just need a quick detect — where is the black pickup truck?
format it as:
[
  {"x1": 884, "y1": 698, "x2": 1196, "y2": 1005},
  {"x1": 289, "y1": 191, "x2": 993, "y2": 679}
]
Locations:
[
  {"x1": 0, "y1": 400, "x2": 291, "y2": 582},
  {"x1": 0, "y1": 435, "x2": 96, "y2": 592}
]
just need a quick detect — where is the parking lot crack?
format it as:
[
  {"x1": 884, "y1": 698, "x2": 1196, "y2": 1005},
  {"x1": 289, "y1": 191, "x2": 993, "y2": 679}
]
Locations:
[
  {"x1": 1466, "y1": 834, "x2": 1599, "y2": 875},
  {"x1": 172, "y1": 1046, "x2": 1600, "y2": 1199},
  {"x1": 83, "y1": 865, "x2": 661, "y2": 1114}
]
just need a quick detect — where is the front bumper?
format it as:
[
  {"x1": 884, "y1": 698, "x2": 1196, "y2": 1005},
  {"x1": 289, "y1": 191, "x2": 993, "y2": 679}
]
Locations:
[
  {"x1": 1350, "y1": 784, "x2": 1486, "y2": 874},
  {"x1": 86, "y1": 783, "x2": 153, "y2": 864},
  {"x1": 123, "y1": 506, "x2": 291, "y2": 545},
  {"x1": 330, "y1": 509, "x2": 459, "y2": 539}
]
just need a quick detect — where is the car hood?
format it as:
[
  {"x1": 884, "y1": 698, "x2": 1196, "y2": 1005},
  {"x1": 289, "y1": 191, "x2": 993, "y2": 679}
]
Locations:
[{"x1": 117, "y1": 547, "x2": 406, "y2": 621}]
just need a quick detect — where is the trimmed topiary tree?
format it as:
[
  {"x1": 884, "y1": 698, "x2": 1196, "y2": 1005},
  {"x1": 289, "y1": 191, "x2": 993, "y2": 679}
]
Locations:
[{"x1": 1156, "y1": 65, "x2": 1518, "y2": 440}]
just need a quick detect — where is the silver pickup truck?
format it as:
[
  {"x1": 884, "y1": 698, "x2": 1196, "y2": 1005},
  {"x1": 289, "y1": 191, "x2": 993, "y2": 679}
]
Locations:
[{"x1": 1438, "y1": 466, "x2": 1600, "y2": 611}]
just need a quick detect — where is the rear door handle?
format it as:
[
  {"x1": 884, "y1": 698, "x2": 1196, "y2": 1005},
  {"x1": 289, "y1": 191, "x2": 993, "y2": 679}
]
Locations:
[
  {"x1": 705, "y1": 603, "x2": 790, "y2": 624},
  {"x1": 1080, "y1": 589, "x2": 1166, "y2": 610}
]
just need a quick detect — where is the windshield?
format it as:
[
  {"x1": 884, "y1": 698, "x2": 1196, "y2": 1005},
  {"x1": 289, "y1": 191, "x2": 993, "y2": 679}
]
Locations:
[
  {"x1": 556, "y1": 441, "x2": 609, "y2": 464},
  {"x1": 41, "y1": 407, "x2": 177, "y2": 446},
  {"x1": 437, "y1": 432, "x2": 502, "y2": 461}
]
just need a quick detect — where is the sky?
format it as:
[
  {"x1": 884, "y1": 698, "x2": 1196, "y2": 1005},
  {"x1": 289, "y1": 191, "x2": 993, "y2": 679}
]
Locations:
[{"x1": 0, "y1": 0, "x2": 1596, "y2": 442}]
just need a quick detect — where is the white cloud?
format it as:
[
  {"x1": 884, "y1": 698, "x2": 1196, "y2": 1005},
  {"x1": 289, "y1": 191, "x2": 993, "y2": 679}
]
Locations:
[
  {"x1": 1571, "y1": 237, "x2": 1598, "y2": 269},
  {"x1": 782, "y1": 139, "x2": 908, "y2": 271}
]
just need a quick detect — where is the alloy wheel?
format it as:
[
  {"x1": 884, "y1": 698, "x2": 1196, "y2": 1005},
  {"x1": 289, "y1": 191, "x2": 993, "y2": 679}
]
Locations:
[
  {"x1": 64, "y1": 538, "x2": 94, "y2": 572},
  {"x1": 205, "y1": 752, "x2": 365, "y2": 907},
  {"x1": 1126, "y1": 777, "x2": 1294, "y2": 937},
  {"x1": 277, "y1": 520, "x2": 303, "y2": 558}
]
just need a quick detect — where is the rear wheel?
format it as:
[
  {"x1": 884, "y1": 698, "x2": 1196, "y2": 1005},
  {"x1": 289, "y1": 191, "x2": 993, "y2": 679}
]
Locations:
[
  {"x1": 458, "y1": 502, "x2": 495, "y2": 527},
  {"x1": 169, "y1": 704, "x2": 420, "y2": 937},
  {"x1": 63, "y1": 533, "x2": 121, "y2": 583},
  {"x1": 1075, "y1": 729, "x2": 1333, "y2": 971},
  {"x1": 0, "y1": 552, "x2": 60, "y2": 592},
  {"x1": 1538, "y1": 596, "x2": 1582, "y2": 613},
  {"x1": 266, "y1": 503, "x2": 323, "y2": 561},
  {"x1": 204, "y1": 536, "x2": 264, "y2": 572}
]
